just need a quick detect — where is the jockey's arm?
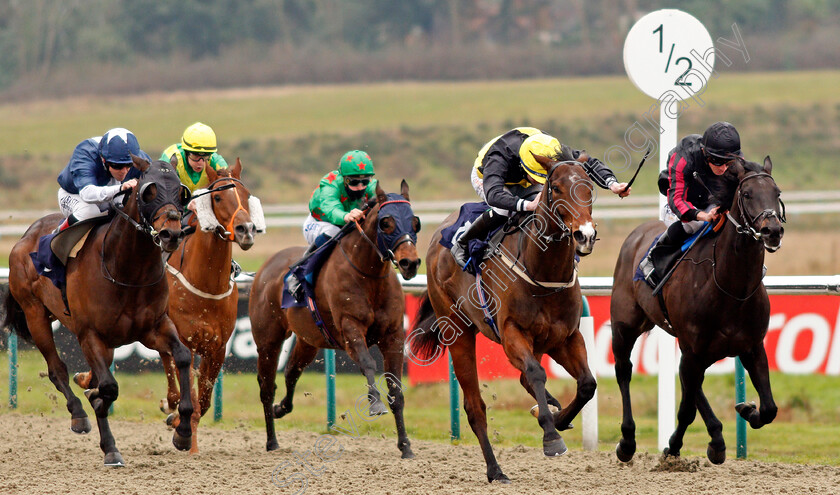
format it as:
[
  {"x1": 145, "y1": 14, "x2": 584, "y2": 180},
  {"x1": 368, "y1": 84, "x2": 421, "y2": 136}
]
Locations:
[
  {"x1": 79, "y1": 183, "x2": 123, "y2": 204},
  {"x1": 482, "y1": 154, "x2": 529, "y2": 212},
  {"x1": 318, "y1": 183, "x2": 351, "y2": 225}
]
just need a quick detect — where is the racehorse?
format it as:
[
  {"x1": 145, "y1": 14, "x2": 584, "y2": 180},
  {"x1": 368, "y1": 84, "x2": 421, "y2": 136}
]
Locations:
[
  {"x1": 1, "y1": 156, "x2": 194, "y2": 466},
  {"x1": 75, "y1": 158, "x2": 263, "y2": 454},
  {"x1": 249, "y1": 180, "x2": 421, "y2": 459},
  {"x1": 610, "y1": 157, "x2": 784, "y2": 464},
  {"x1": 410, "y1": 152, "x2": 598, "y2": 483}
]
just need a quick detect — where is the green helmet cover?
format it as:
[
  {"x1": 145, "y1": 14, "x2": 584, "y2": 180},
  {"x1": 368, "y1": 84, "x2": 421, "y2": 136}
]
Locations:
[{"x1": 339, "y1": 150, "x2": 375, "y2": 176}]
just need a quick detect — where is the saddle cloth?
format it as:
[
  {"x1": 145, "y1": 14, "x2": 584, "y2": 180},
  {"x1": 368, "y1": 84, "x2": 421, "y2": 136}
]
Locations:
[
  {"x1": 634, "y1": 223, "x2": 713, "y2": 289},
  {"x1": 30, "y1": 217, "x2": 106, "y2": 289}
]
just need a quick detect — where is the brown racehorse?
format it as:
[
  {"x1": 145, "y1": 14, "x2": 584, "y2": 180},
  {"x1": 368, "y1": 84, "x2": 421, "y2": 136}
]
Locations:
[
  {"x1": 410, "y1": 153, "x2": 599, "y2": 483},
  {"x1": 249, "y1": 180, "x2": 421, "y2": 459},
  {"x1": 611, "y1": 157, "x2": 784, "y2": 464},
  {"x1": 75, "y1": 158, "x2": 263, "y2": 454},
  {"x1": 1, "y1": 156, "x2": 194, "y2": 466}
]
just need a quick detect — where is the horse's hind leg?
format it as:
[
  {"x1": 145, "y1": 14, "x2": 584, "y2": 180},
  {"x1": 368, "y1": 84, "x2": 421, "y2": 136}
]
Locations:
[
  {"x1": 77, "y1": 335, "x2": 124, "y2": 466},
  {"x1": 735, "y1": 343, "x2": 778, "y2": 429},
  {"x1": 449, "y1": 330, "x2": 509, "y2": 483},
  {"x1": 665, "y1": 353, "x2": 705, "y2": 458},
  {"x1": 26, "y1": 311, "x2": 91, "y2": 434},
  {"x1": 379, "y1": 331, "x2": 415, "y2": 459},
  {"x1": 502, "y1": 326, "x2": 566, "y2": 458},
  {"x1": 695, "y1": 388, "x2": 725, "y2": 464},
  {"x1": 545, "y1": 330, "x2": 597, "y2": 432},
  {"x1": 611, "y1": 319, "x2": 647, "y2": 462}
]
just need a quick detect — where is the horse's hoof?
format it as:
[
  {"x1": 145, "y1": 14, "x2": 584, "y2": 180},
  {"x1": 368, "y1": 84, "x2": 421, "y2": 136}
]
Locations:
[
  {"x1": 73, "y1": 372, "x2": 90, "y2": 388},
  {"x1": 529, "y1": 403, "x2": 560, "y2": 418},
  {"x1": 663, "y1": 447, "x2": 680, "y2": 458},
  {"x1": 369, "y1": 400, "x2": 389, "y2": 416},
  {"x1": 401, "y1": 448, "x2": 416, "y2": 459},
  {"x1": 556, "y1": 422, "x2": 574, "y2": 431},
  {"x1": 615, "y1": 440, "x2": 635, "y2": 463},
  {"x1": 735, "y1": 401, "x2": 756, "y2": 418},
  {"x1": 707, "y1": 444, "x2": 726, "y2": 465},
  {"x1": 165, "y1": 413, "x2": 177, "y2": 427},
  {"x1": 159, "y1": 399, "x2": 176, "y2": 414},
  {"x1": 489, "y1": 472, "x2": 511, "y2": 484},
  {"x1": 267, "y1": 439, "x2": 279, "y2": 452},
  {"x1": 173, "y1": 430, "x2": 192, "y2": 451},
  {"x1": 103, "y1": 452, "x2": 125, "y2": 467},
  {"x1": 272, "y1": 403, "x2": 290, "y2": 419},
  {"x1": 70, "y1": 417, "x2": 91, "y2": 434},
  {"x1": 543, "y1": 437, "x2": 568, "y2": 457}
]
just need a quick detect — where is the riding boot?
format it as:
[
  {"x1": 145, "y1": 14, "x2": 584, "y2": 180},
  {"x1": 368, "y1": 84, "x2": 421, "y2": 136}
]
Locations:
[
  {"x1": 640, "y1": 221, "x2": 689, "y2": 281},
  {"x1": 451, "y1": 209, "x2": 507, "y2": 269},
  {"x1": 54, "y1": 214, "x2": 79, "y2": 234},
  {"x1": 288, "y1": 233, "x2": 333, "y2": 302}
]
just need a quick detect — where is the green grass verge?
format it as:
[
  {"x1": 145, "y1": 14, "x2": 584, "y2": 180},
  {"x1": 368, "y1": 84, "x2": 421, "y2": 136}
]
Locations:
[{"x1": 2, "y1": 349, "x2": 839, "y2": 465}]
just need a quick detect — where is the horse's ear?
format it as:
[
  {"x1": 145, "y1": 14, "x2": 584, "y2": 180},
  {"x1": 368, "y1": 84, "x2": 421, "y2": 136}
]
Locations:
[
  {"x1": 131, "y1": 153, "x2": 150, "y2": 173},
  {"x1": 205, "y1": 162, "x2": 218, "y2": 183},
  {"x1": 230, "y1": 157, "x2": 242, "y2": 179},
  {"x1": 531, "y1": 152, "x2": 553, "y2": 172},
  {"x1": 169, "y1": 154, "x2": 178, "y2": 168},
  {"x1": 400, "y1": 179, "x2": 410, "y2": 201},
  {"x1": 763, "y1": 156, "x2": 773, "y2": 175},
  {"x1": 376, "y1": 181, "x2": 387, "y2": 204},
  {"x1": 577, "y1": 150, "x2": 590, "y2": 163}
]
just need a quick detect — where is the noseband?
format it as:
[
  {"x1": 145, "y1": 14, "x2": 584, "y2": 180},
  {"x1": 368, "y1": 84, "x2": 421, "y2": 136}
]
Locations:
[
  {"x1": 725, "y1": 172, "x2": 786, "y2": 241},
  {"x1": 192, "y1": 178, "x2": 248, "y2": 241}
]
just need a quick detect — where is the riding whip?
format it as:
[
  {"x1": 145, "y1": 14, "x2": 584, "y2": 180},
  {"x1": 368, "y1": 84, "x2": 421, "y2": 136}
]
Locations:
[{"x1": 621, "y1": 145, "x2": 652, "y2": 196}]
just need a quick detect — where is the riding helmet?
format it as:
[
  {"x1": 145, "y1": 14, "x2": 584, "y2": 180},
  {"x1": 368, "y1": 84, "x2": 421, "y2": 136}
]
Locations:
[
  {"x1": 701, "y1": 121, "x2": 743, "y2": 159},
  {"x1": 339, "y1": 150, "x2": 375, "y2": 177},
  {"x1": 98, "y1": 128, "x2": 141, "y2": 165},
  {"x1": 181, "y1": 122, "x2": 218, "y2": 153},
  {"x1": 519, "y1": 133, "x2": 561, "y2": 184}
]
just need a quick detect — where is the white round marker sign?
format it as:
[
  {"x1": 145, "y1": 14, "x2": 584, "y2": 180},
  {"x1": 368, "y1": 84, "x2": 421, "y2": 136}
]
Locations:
[{"x1": 624, "y1": 9, "x2": 715, "y2": 101}]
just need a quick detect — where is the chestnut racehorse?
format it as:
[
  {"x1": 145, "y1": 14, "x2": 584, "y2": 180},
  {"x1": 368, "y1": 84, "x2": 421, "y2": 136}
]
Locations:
[
  {"x1": 2, "y1": 156, "x2": 194, "y2": 466},
  {"x1": 249, "y1": 180, "x2": 421, "y2": 459},
  {"x1": 410, "y1": 152, "x2": 598, "y2": 483},
  {"x1": 75, "y1": 159, "x2": 264, "y2": 454},
  {"x1": 611, "y1": 157, "x2": 784, "y2": 464}
]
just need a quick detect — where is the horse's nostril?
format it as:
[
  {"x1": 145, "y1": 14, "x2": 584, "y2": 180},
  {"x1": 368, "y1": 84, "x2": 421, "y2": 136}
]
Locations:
[{"x1": 573, "y1": 231, "x2": 585, "y2": 243}]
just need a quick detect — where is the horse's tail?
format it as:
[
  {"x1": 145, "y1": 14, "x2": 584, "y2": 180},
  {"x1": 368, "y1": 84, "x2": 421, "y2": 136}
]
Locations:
[
  {"x1": 1, "y1": 287, "x2": 32, "y2": 343},
  {"x1": 407, "y1": 290, "x2": 442, "y2": 361}
]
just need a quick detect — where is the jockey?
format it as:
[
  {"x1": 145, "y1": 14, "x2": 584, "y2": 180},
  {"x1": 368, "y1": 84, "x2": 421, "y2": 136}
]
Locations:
[
  {"x1": 161, "y1": 122, "x2": 228, "y2": 194},
  {"x1": 286, "y1": 150, "x2": 378, "y2": 301},
  {"x1": 641, "y1": 121, "x2": 743, "y2": 271},
  {"x1": 56, "y1": 128, "x2": 152, "y2": 232},
  {"x1": 452, "y1": 127, "x2": 631, "y2": 267}
]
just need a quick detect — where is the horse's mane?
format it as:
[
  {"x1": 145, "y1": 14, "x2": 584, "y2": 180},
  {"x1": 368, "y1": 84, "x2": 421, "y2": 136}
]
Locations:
[{"x1": 715, "y1": 158, "x2": 764, "y2": 209}]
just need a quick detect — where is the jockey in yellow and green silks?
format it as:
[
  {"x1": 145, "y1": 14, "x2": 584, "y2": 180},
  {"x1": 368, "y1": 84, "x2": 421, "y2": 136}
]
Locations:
[{"x1": 161, "y1": 122, "x2": 228, "y2": 193}]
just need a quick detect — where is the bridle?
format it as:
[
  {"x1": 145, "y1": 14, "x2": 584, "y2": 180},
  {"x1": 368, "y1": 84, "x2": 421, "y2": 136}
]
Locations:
[
  {"x1": 190, "y1": 177, "x2": 247, "y2": 241},
  {"x1": 339, "y1": 198, "x2": 418, "y2": 276},
  {"x1": 724, "y1": 172, "x2": 786, "y2": 241}
]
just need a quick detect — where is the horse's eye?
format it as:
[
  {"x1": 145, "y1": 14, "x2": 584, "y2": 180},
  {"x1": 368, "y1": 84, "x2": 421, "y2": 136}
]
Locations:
[
  {"x1": 213, "y1": 194, "x2": 222, "y2": 203},
  {"x1": 743, "y1": 192, "x2": 751, "y2": 199},
  {"x1": 552, "y1": 186, "x2": 561, "y2": 194}
]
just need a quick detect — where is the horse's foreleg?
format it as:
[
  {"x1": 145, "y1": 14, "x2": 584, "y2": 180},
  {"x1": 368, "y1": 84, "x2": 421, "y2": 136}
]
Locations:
[
  {"x1": 78, "y1": 335, "x2": 123, "y2": 467},
  {"x1": 503, "y1": 328, "x2": 566, "y2": 458},
  {"x1": 198, "y1": 347, "x2": 226, "y2": 417},
  {"x1": 519, "y1": 366, "x2": 564, "y2": 414},
  {"x1": 342, "y1": 323, "x2": 387, "y2": 416},
  {"x1": 736, "y1": 344, "x2": 778, "y2": 429},
  {"x1": 159, "y1": 353, "x2": 180, "y2": 414},
  {"x1": 695, "y1": 388, "x2": 725, "y2": 464},
  {"x1": 143, "y1": 322, "x2": 194, "y2": 452},
  {"x1": 666, "y1": 353, "x2": 704, "y2": 458},
  {"x1": 380, "y1": 335, "x2": 415, "y2": 459},
  {"x1": 546, "y1": 330, "x2": 596, "y2": 431},
  {"x1": 26, "y1": 312, "x2": 91, "y2": 434},
  {"x1": 611, "y1": 320, "x2": 643, "y2": 462},
  {"x1": 449, "y1": 331, "x2": 509, "y2": 483}
]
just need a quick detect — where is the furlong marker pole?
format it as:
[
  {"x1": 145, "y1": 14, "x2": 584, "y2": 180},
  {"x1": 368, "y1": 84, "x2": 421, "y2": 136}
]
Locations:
[{"x1": 8, "y1": 333, "x2": 17, "y2": 409}]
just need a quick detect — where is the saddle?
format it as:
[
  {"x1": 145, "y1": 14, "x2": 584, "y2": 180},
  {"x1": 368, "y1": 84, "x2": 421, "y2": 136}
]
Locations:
[
  {"x1": 30, "y1": 216, "x2": 110, "y2": 289},
  {"x1": 440, "y1": 202, "x2": 511, "y2": 275}
]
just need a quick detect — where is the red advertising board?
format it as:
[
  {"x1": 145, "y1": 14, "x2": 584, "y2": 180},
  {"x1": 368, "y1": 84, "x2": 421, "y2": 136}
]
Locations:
[{"x1": 406, "y1": 294, "x2": 840, "y2": 384}]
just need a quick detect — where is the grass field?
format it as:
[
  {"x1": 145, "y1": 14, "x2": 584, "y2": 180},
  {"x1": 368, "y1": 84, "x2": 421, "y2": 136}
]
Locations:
[{"x1": 2, "y1": 349, "x2": 839, "y2": 466}]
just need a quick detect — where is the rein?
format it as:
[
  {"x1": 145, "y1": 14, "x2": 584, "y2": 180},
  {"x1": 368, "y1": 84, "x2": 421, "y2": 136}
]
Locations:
[{"x1": 725, "y1": 172, "x2": 786, "y2": 241}]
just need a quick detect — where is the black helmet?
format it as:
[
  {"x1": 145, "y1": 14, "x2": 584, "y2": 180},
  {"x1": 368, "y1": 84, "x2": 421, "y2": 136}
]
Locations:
[{"x1": 702, "y1": 122, "x2": 742, "y2": 161}]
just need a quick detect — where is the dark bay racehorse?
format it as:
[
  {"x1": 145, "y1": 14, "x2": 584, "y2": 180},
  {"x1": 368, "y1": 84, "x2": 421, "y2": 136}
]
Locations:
[
  {"x1": 250, "y1": 180, "x2": 421, "y2": 458},
  {"x1": 410, "y1": 153, "x2": 598, "y2": 483},
  {"x1": 2, "y1": 156, "x2": 194, "y2": 466},
  {"x1": 75, "y1": 158, "x2": 262, "y2": 454},
  {"x1": 611, "y1": 157, "x2": 784, "y2": 464}
]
